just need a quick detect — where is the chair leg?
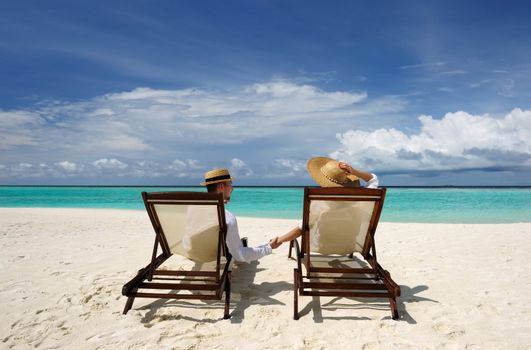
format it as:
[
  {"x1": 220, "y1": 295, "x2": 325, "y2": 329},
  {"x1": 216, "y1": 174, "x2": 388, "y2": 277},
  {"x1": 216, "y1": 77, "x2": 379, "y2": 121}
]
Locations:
[
  {"x1": 293, "y1": 269, "x2": 299, "y2": 320},
  {"x1": 123, "y1": 296, "x2": 135, "y2": 315},
  {"x1": 288, "y1": 240, "x2": 293, "y2": 259},
  {"x1": 223, "y1": 272, "x2": 231, "y2": 319},
  {"x1": 389, "y1": 297, "x2": 399, "y2": 320}
]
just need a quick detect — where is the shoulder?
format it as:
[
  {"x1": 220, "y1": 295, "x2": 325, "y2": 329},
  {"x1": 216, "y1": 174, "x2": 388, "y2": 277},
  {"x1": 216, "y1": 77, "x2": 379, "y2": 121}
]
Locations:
[
  {"x1": 225, "y1": 209, "x2": 237, "y2": 223},
  {"x1": 365, "y1": 173, "x2": 379, "y2": 188}
]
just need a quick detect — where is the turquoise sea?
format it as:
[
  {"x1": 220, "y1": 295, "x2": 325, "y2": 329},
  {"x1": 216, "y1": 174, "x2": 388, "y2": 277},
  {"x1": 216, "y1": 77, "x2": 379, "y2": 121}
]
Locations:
[{"x1": 1, "y1": 186, "x2": 530, "y2": 224}]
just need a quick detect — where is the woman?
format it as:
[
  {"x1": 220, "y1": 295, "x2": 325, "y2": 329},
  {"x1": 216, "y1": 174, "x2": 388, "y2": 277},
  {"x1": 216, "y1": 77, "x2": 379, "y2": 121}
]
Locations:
[{"x1": 270, "y1": 156, "x2": 378, "y2": 246}]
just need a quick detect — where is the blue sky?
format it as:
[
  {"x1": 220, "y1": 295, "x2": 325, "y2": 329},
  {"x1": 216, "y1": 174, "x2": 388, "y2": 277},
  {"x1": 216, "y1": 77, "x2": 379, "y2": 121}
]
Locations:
[{"x1": 1, "y1": 0, "x2": 531, "y2": 185}]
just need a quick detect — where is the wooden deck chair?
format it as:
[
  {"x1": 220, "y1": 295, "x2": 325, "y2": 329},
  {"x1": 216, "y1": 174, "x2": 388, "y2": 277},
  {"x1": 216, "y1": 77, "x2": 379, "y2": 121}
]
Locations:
[
  {"x1": 122, "y1": 191, "x2": 232, "y2": 319},
  {"x1": 290, "y1": 187, "x2": 401, "y2": 320}
]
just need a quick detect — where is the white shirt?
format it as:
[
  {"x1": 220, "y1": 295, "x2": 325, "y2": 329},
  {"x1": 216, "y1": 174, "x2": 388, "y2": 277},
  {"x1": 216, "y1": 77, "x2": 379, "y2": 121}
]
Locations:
[
  {"x1": 364, "y1": 173, "x2": 379, "y2": 189},
  {"x1": 225, "y1": 209, "x2": 272, "y2": 263}
]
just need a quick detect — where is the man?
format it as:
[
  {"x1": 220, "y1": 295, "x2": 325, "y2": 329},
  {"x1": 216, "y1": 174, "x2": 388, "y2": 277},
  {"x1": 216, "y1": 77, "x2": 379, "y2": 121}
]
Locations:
[
  {"x1": 274, "y1": 156, "x2": 379, "y2": 245},
  {"x1": 202, "y1": 168, "x2": 281, "y2": 262}
]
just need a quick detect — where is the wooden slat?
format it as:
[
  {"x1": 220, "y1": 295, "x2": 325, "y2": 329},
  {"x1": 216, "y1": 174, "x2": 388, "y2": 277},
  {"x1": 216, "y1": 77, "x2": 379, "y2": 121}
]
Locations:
[
  {"x1": 151, "y1": 277, "x2": 218, "y2": 283},
  {"x1": 133, "y1": 292, "x2": 219, "y2": 300},
  {"x1": 303, "y1": 282, "x2": 387, "y2": 290},
  {"x1": 153, "y1": 270, "x2": 219, "y2": 277},
  {"x1": 309, "y1": 267, "x2": 375, "y2": 274},
  {"x1": 306, "y1": 275, "x2": 378, "y2": 281},
  {"x1": 301, "y1": 291, "x2": 391, "y2": 298},
  {"x1": 138, "y1": 282, "x2": 218, "y2": 291}
]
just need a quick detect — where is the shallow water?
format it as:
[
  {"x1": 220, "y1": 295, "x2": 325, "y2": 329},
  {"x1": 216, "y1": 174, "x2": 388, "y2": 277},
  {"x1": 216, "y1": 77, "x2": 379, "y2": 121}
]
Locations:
[{"x1": 1, "y1": 186, "x2": 530, "y2": 223}]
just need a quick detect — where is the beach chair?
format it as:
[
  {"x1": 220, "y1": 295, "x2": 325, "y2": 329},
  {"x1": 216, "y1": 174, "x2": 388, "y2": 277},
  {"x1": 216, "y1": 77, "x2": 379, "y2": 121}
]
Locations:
[
  {"x1": 122, "y1": 191, "x2": 232, "y2": 319},
  {"x1": 290, "y1": 187, "x2": 401, "y2": 320}
]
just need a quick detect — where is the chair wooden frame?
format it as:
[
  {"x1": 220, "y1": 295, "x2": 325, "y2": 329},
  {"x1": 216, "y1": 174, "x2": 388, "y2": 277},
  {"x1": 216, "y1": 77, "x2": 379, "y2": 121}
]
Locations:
[
  {"x1": 122, "y1": 191, "x2": 233, "y2": 319},
  {"x1": 290, "y1": 187, "x2": 401, "y2": 320}
]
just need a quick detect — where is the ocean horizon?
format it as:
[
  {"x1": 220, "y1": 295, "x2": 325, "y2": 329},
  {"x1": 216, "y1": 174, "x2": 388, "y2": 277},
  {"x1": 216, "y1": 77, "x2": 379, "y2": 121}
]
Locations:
[{"x1": 1, "y1": 185, "x2": 530, "y2": 224}]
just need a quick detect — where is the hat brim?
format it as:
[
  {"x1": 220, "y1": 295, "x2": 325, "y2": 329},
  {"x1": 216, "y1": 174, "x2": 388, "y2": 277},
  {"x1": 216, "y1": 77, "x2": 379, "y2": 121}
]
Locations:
[{"x1": 306, "y1": 156, "x2": 359, "y2": 187}]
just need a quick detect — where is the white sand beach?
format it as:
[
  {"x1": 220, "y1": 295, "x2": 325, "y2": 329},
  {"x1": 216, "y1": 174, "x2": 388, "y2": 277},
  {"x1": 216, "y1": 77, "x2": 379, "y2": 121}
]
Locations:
[{"x1": 1, "y1": 208, "x2": 531, "y2": 349}]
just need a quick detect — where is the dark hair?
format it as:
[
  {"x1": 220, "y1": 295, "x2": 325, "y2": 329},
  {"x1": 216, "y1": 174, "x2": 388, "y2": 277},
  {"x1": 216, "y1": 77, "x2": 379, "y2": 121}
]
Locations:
[{"x1": 206, "y1": 183, "x2": 219, "y2": 193}]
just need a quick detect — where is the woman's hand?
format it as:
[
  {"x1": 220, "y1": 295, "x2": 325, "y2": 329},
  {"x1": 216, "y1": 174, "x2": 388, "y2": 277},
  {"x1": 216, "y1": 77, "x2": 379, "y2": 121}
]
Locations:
[
  {"x1": 338, "y1": 162, "x2": 354, "y2": 174},
  {"x1": 269, "y1": 237, "x2": 281, "y2": 249}
]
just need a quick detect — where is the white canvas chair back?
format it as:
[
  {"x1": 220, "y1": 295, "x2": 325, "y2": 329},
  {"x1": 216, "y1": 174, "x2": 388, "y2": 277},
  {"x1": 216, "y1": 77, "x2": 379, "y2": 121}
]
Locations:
[
  {"x1": 308, "y1": 200, "x2": 375, "y2": 255},
  {"x1": 302, "y1": 187, "x2": 385, "y2": 257},
  {"x1": 154, "y1": 204, "x2": 220, "y2": 262}
]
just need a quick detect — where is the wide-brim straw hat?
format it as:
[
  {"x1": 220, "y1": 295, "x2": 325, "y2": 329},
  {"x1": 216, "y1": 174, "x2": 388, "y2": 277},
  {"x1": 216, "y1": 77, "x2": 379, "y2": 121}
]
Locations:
[
  {"x1": 200, "y1": 168, "x2": 233, "y2": 186},
  {"x1": 307, "y1": 156, "x2": 359, "y2": 187}
]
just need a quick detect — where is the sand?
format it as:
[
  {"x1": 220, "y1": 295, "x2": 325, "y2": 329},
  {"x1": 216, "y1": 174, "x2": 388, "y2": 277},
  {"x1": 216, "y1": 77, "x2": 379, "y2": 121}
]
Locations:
[{"x1": 1, "y1": 208, "x2": 530, "y2": 349}]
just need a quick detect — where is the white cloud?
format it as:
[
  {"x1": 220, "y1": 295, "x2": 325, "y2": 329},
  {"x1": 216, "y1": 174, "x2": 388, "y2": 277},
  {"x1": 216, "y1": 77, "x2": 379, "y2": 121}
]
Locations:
[
  {"x1": 440, "y1": 70, "x2": 468, "y2": 75},
  {"x1": 400, "y1": 62, "x2": 446, "y2": 70},
  {"x1": 247, "y1": 80, "x2": 366, "y2": 114},
  {"x1": 169, "y1": 159, "x2": 204, "y2": 171},
  {"x1": 498, "y1": 79, "x2": 515, "y2": 97},
  {"x1": 129, "y1": 161, "x2": 168, "y2": 178},
  {"x1": 3, "y1": 79, "x2": 530, "y2": 183},
  {"x1": 437, "y1": 87, "x2": 454, "y2": 93},
  {"x1": 92, "y1": 158, "x2": 128, "y2": 170},
  {"x1": 331, "y1": 108, "x2": 531, "y2": 172},
  {"x1": 269, "y1": 159, "x2": 306, "y2": 177},
  {"x1": 1, "y1": 79, "x2": 379, "y2": 165},
  {"x1": 0, "y1": 110, "x2": 42, "y2": 149},
  {"x1": 165, "y1": 159, "x2": 205, "y2": 178},
  {"x1": 0, "y1": 159, "x2": 206, "y2": 179},
  {"x1": 469, "y1": 79, "x2": 491, "y2": 88},
  {"x1": 56, "y1": 161, "x2": 82, "y2": 173},
  {"x1": 3, "y1": 162, "x2": 53, "y2": 178},
  {"x1": 230, "y1": 158, "x2": 253, "y2": 177},
  {"x1": 12, "y1": 163, "x2": 34, "y2": 172},
  {"x1": 95, "y1": 134, "x2": 151, "y2": 152}
]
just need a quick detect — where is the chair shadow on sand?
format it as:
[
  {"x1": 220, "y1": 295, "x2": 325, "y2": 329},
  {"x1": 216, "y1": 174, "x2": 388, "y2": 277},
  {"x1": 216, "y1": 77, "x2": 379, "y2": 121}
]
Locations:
[
  {"x1": 296, "y1": 283, "x2": 438, "y2": 324},
  {"x1": 229, "y1": 260, "x2": 291, "y2": 323},
  {"x1": 291, "y1": 254, "x2": 438, "y2": 323},
  {"x1": 135, "y1": 258, "x2": 436, "y2": 324},
  {"x1": 138, "y1": 260, "x2": 291, "y2": 324}
]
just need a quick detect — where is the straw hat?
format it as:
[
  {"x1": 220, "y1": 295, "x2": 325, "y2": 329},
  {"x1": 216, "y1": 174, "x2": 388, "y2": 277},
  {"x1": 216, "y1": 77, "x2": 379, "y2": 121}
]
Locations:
[
  {"x1": 307, "y1": 156, "x2": 359, "y2": 187},
  {"x1": 200, "y1": 168, "x2": 233, "y2": 186}
]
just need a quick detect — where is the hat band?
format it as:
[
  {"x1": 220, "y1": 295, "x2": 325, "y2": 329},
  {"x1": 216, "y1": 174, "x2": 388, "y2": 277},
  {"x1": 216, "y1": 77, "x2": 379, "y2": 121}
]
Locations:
[
  {"x1": 320, "y1": 169, "x2": 346, "y2": 185},
  {"x1": 204, "y1": 174, "x2": 231, "y2": 183}
]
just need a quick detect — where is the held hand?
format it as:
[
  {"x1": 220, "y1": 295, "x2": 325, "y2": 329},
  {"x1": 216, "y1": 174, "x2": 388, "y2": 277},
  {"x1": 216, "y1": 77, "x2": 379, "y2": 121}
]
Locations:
[{"x1": 269, "y1": 236, "x2": 281, "y2": 249}]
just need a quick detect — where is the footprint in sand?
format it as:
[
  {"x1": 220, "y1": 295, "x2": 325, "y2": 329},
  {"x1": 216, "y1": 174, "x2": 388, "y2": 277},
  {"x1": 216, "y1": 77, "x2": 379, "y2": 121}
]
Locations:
[
  {"x1": 303, "y1": 336, "x2": 328, "y2": 348},
  {"x1": 79, "y1": 284, "x2": 114, "y2": 311},
  {"x1": 7, "y1": 255, "x2": 29, "y2": 263},
  {"x1": 432, "y1": 322, "x2": 465, "y2": 339},
  {"x1": 476, "y1": 303, "x2": 499, "y2": 315},
  {"x1": 378, "y1": 321, "x2": 397, "y2": 331},
  {"x1": 362, "y1": 341, "x2": 380, "y2": 350}
]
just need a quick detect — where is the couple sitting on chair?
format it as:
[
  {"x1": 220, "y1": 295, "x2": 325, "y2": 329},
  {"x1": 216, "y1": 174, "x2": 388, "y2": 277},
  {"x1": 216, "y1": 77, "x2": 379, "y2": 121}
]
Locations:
[
  {"x1": 201, "y1": 156, "x2": 379, "y2": 263},
  {"x1": 122, "y1": 156, "x2": 400, "y2": 320}
]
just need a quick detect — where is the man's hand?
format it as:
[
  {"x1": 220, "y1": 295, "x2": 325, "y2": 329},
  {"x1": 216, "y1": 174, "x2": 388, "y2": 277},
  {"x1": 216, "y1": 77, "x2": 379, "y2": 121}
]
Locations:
[{"x1": 269, "y1": 237, "x2": 281, "y2": 249}]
